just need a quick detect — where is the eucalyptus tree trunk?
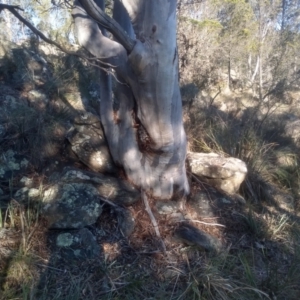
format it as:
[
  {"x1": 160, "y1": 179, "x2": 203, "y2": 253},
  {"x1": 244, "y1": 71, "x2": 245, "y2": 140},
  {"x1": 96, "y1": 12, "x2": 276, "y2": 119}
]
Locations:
[{"x1": 72, "y1": 0, "x2": 189, "y2": 200}]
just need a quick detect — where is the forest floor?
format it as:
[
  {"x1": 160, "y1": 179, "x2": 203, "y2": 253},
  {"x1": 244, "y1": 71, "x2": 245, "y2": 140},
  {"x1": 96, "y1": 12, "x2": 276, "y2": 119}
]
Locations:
[{"x1": 1, "y1": 51, "x2": 300, "y2": 299}]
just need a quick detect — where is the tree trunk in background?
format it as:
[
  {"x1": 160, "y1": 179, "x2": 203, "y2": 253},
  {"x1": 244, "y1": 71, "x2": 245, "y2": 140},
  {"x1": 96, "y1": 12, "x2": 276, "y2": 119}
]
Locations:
[
  {"x1": 228, "y1": 50, "x2": 231, "y2": 91},
  {"x1": 2, "y1": 0, "x2": 13, "y2": 41},
  {"x1": 72, "y1": 0, "x2": 189, "y2": 200}
]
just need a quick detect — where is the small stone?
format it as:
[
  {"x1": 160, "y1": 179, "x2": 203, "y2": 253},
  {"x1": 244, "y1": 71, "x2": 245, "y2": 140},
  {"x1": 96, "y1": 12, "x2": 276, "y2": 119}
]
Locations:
[
  {"x1": 20, "y1": 176, "x2": 33, "y2": 187},
  {"x1": 169, "y1": 212, "x2": 185, "y2": 222},
  {"x1": 155, "y1": 201, "x2": 180, "y2": 215},
  {"x1": 14, "y1": 187, "x2": 40, "y2": 203},
  {"x1": 174, "y1": 223, "x2": 222, "y2": 253}
]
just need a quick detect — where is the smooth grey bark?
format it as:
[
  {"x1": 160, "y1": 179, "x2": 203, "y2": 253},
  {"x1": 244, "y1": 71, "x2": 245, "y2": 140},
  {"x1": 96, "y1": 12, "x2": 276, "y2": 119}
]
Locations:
[{"x1": 72, "y1": 0, "x2": 189, "y2": 200}]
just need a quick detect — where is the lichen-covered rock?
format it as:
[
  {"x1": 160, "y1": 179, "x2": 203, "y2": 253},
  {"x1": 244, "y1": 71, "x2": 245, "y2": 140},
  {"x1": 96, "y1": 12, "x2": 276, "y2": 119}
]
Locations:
[
  {"x1": 0, "y1": 150, "x2": 29, "y2": 181},
  {"x1": 188, "y1": 152, "x2": 247, "y2": 194},
  {"x1": 174, "y1": 223, "x2": 222, "y2": 253},
  {"x1": 55, "y1": 228, "x2": 100, "y2": 260},
  {"x1": 42, "y1": 183, "x2": 103, "y2": 228},
  {"x1": 67, "y1": 112, "x2": 116, "y2": 173},
  {"x1": 60, "y1": 167, "x2": 140, "y2": 206}
]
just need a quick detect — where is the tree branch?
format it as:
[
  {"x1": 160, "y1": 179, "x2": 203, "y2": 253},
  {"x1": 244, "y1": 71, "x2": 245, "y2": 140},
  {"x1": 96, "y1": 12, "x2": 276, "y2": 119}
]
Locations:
[
  {"x1": 0, "y1": 3, "x2": 74, "y2": 55},
  {"x1": 0, "y1": 3, "x2": 110, "y2": 70},
  {"x1": 0, "y1": 3, "x2": 23, "y2": 12},
  {"x1": 78, "y1": 0, "x2": 136, "y2": 52}
]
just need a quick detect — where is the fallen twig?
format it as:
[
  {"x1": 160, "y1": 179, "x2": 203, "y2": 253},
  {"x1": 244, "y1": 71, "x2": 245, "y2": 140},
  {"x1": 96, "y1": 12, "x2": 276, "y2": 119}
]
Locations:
[
  {"x1": 179, "y1": 219, "x2": 226, "y2": 227},
  {"x1": 99, "y1": 196, "x2": 118, "y2": 208},
  {"x1": 142, "y1": 190, "x2": 166, "y2": 253}
]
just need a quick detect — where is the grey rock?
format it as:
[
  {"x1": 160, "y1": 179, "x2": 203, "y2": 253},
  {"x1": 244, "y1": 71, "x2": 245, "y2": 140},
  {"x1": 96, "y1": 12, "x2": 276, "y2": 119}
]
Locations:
[
  {"x1": 174, "y1": 223, "x2": 222, "y2": 253},
  {"x1": 42, "y1": 183, "x2": 103, "y2": 229},
  {"x1": 188, "y1": 152, "x2": 247, "y2": 194},
  {"x1": 117, "y1": 208, "x2": 135, "y2": 237},
  {"x1": 67, "y1": 112, "x2": 116, "y2": 173},
  {"x1": 0, "y1": 150, "x2": 29, "y2": 181},
  {"x1": 60, "y1": 168, "x2": 140, "y2": 206},
  {"x1": 56, "y1": 228, "x2": 100, "y2": 260}
]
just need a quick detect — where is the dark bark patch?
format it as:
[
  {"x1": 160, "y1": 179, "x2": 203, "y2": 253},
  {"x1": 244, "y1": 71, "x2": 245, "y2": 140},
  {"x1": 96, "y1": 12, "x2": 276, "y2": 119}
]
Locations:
[
  {"x1": 152, "y1": 24, "x2": 157, "y2": 34},
  {"x1": 150, "y1": 154, "x2": 160, "y2": 168},
  {"x1": 173, "y1": 48, "x2": 177, "y2": 64},
  {"x1": 140, "y1": 155, "x2": 146, "y2": 168}
]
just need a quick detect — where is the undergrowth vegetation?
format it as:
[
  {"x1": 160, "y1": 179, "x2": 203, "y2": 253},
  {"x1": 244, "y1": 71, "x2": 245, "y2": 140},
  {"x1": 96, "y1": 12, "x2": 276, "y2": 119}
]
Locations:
[{"x1": 0, "y1": 40, "x2": 300, "y2": 300}]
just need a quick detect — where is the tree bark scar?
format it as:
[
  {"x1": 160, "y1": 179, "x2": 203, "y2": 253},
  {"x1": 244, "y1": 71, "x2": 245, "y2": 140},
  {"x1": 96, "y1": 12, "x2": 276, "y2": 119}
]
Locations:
[{"x1": 173, "y1": 48, "x2": 177, "y2": 65}]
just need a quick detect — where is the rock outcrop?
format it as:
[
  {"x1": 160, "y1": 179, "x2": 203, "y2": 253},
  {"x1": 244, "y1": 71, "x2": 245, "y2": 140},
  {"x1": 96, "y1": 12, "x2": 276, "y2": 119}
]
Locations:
[
  {"x1": 188, "y1": 152, "x2": 247, "y2": 194},
  {"x1": 41, "y1": 167, "x2": 140, "y2": 232}
]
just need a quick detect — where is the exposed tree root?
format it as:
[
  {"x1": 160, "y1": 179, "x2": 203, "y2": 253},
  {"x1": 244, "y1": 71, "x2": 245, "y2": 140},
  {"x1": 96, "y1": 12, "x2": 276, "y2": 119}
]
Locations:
[{"x1": 141, "y1": 190, "x2": 166, "y2": 254}]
